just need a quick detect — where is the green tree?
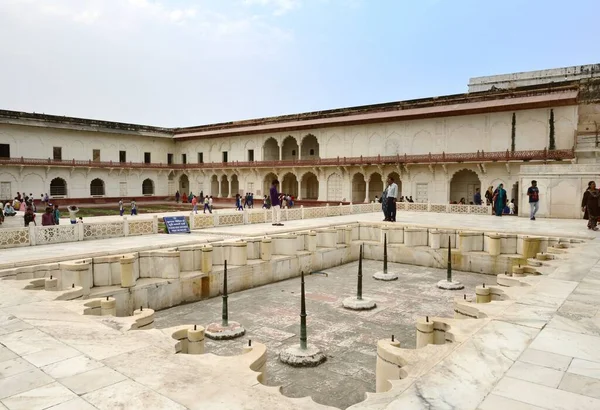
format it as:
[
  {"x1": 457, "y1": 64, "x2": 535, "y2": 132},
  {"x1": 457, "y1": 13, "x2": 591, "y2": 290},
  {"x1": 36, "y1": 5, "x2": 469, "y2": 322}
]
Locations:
[
  {"x1": 511, "y1": 113, "x2": 516, "y2": 152},
  {"x1": 548, "y1": 109, "x2": 556, "y2": 150}
]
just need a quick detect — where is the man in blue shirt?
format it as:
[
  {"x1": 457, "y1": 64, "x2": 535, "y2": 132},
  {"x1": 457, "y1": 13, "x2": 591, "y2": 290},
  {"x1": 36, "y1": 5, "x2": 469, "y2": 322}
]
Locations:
[
  {"x1": 527, "y1": 180, "x2": 540, "y2": 220},
  {"x1": 270, "y1": 179, "x2": 283, "y2": 226},
  {"x1": 473, "y1": 188, "x2": 482, "y2": 205}
]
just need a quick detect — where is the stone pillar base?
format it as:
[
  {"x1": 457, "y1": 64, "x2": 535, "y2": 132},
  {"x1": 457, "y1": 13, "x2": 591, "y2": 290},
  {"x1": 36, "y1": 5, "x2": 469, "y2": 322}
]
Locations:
[
  {"x1": 436, "y1": 280, "x2": 464, "y2": 290},
  {"x1": 373, "y1": 271, "x2": 399, "y2": 281},
  {"x1": 205, "y1": 321, "x2": 246, "y2": 340},
  {"x1": 342, "y1": 297, "x2": 377, "y2": 310},
  {"x1": 279, "y1": 344, "x2": 326, "y2": 367}
]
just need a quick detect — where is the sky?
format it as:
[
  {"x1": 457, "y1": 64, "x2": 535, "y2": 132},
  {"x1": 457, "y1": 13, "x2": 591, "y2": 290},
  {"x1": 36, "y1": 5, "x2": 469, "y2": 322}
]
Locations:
[{"x1": 0, "y1": 0, "x2": 599, "y2": 128}]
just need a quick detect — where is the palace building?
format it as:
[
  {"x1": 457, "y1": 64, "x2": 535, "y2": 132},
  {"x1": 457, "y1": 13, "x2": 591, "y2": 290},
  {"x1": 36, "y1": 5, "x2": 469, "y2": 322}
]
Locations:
[{"x1": 1, "y1": 64, "x2": 599, "y2": 218}]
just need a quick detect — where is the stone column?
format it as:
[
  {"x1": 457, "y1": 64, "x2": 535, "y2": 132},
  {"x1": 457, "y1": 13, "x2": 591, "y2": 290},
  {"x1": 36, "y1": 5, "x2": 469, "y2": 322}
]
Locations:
[
  {"x1": 120, "y1": 255, "x2": 136, "y2": 288},
  {"x1": 260, "y1": 237, "x2": 272, "y2": 261},
  {"x1": 228, "y1": 177, "x2": 232, "y2": 198},
  {"x1": 279, "y1": 145, "x2": 283, "y2": 161},
  {"x1": 218, "y1": 178, "x2": 222, "y2": 198},
  {"x1": 364, "y1": 178, "x2": 370, "y2": 203},
  {"x1": 416, "y1": 317, "x2": 434, "y2": 348},
  {"x1": 297, "y1": 179, "x2": 302, "y2": 200}
]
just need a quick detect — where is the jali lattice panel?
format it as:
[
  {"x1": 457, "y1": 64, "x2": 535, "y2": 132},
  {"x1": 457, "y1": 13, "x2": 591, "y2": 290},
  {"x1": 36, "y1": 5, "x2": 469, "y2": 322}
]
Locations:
[
  {"x1": 193, "y1": 214, "x2": 214, "y2": 229},
  {"x1": 218, "y1": 213, "x2": 244, "y2": 226},
  {"x1": 36, "y1": 225, "x2": 78, "y2": 245},
  {"x1": 84, "y1": 222, "x2": 124, "y2": 240},
  {"x1": 0, "y1": 227, "x2": 30, "y2": 248},
  {"x1": 129, "y1": 220, "x2": 154, "y2": 236}
]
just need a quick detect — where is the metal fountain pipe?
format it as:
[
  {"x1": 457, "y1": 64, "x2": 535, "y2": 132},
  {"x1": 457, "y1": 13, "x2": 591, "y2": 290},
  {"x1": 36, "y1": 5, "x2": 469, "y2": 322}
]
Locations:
[
  {"x1": 300, "y1": 270, "x2": 307, "y2": 350},
  {"x1": 383, "y1": 233, "x2": 388, "y2": 274},
  {"x1": 357, "y1": 243, "x2": 363, "y2": 300},
  {"x1": 447, "y1": 236, "x2": 452, "y2": 282},
  {"x1": 222, "y1": 260, "x2": 229, "y2": 327}
]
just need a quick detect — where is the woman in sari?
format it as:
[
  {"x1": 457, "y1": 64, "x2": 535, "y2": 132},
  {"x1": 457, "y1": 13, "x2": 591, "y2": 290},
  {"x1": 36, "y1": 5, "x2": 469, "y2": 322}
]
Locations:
[
  {"x1": 493, "y1": 184, "x2": 507, "y2": 217},
  {"x1": 581, "y1": 181, "x2": 600, "y2": 230}
]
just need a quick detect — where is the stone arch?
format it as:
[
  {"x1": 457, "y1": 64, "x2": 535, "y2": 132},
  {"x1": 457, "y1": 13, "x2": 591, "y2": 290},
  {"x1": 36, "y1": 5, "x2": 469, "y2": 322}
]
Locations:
[
  {"x1": 281, "y1": 172, "x2": 298, "y2": 198},
  {"x1": 90, "y1": 178, "x2": 105, "y2": 196},
  {"x1": 220, "y1": 175, "x2": 229, "y2": 198},
  {"x1": 231, "y1": 174, "x2": 240, "y2": 196},
  {"x1": 282, "y1": 136, "x2": 299, "y2": 161},
  {"x1": 263, "y1": 172, "x2": 278, "y2": 198},
  {"x1": 449, "y1": 126, "x2": 483, "y2": 153},
  {"x1": 411, "y1": 130, "x2": 433, "y2": 155},
  {"x1": 263, "y1": 138, "x2": 279, "y2": 161},
  {"x1": 369, "y1": 172, "x2": 384, "y2": 202},
  {"x1": 449, "y1": 169, "x2": 481, "y2": 204},
  {"x1": 490, "y1": 120, "x2": 510, "y2": 152},
  {"x1": 301, "y1": 134, "x2": 319, "y2": 159},
  {"x1": 50, "y1": 177, "x2": 68, "y2": 197},
  {"x1": 142, "y1": 178, "x2": 154, "y2": 196},
  {"x1": 179, "y1": 174, "x2": 189, "y2": 193},
  {"x1": 21, "y1": 173, "x2": 45, "y2": 198},
  {"x1": 210, "y1": 175, "x2": 219, "y2": 196},
  {"x1": 368, "y1": 133, "x2": 383, "y2": 157},
  {"x1": 352, "y1": 173, "x2": 366, "y2": 203},
  {"x1": 327, "y1": 134, "x2": 343, "y2": 158},
  {"x1": 301, "y1": 172, "x2": 319, "y2": 200},
  {"x1": 327, "y1": 172, "x2": 342, "y2": 201}
]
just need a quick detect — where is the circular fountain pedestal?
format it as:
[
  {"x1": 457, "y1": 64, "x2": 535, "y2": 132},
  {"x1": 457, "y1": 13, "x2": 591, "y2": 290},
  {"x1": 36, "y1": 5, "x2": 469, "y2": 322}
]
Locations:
[
  {"x1": 342, "y1": 297, "x2": 376, "y2": 310},
  {"x1": 205, "y1": 321, "x2": 246, "y2": 340},
  {"x1": 279, "y1": 344, "x2": 326, "y2": 367},
  {"x1": 436, "y1": 280, "x2": 464, "y2": 290},
  {"x1": 373, "y1": 271, "x2": 398, "y2": 281}
]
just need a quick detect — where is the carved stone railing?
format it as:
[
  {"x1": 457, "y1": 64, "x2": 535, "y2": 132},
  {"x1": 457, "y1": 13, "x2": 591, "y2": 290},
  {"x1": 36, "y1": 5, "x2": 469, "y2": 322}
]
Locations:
[{"x1": 0, "y1": 148, "x2": 575, "y2": 171}]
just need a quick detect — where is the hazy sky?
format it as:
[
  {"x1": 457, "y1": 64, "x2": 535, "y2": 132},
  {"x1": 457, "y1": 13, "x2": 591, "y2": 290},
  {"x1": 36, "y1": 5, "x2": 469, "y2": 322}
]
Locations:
[{"x1": 1, "y1": 0, "x2": 598, "y2": 127}]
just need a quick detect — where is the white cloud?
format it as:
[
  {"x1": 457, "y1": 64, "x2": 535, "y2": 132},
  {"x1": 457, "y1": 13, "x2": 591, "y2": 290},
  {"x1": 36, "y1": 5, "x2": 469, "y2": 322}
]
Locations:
[{"x1": 243, "y1": 0, "x2": 302, "y2": 16}]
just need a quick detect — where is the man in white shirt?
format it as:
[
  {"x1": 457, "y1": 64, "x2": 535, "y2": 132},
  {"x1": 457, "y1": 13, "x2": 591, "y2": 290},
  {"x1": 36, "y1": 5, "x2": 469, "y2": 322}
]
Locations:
[{"x1": 385, "y1": 176, "x2": 398, "y2": 222}]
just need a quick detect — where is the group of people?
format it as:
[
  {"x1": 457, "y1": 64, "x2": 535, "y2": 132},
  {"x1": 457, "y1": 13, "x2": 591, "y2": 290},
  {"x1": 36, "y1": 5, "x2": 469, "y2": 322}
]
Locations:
[
  {"x1": 175, "y1": 191, "x2": 199, "y2": 204},
  {"x1": 483, "y1": 184, "x2": 521, "y2": 217},
  {"x1": 118, "y1": 199, "x2": 138, "y2": 216}
]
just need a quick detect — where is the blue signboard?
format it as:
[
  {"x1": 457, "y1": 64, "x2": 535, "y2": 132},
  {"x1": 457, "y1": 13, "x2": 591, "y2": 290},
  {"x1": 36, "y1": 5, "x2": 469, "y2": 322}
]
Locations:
[{"x1": 163, "y1": 216, "x2": 190, "y2": 234}]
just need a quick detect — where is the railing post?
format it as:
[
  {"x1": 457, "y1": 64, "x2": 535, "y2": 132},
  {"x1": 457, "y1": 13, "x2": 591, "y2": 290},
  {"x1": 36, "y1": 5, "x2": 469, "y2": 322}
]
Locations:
[
  {"x1": 213, "y1": 213, "x2": 219, "y2": 226},
  {"x1": 301, "y1": 205, "x2": 304, "y2": 219},
  {"x1": 189, "y1": 212, "x2": 195, "y2": 230},
  {"x1": 427, "y1": 201, "x2": 431, "y2": 212},
  {"x1": 29, "y1": 222, "x2": 36, "y2": 246},
  {"x1": 153, "y1": 215, "x2": 158, "y2": 234},
  {"x1": 123, "y1": 216, "x2": 129, "y2": 236},
  {"x1": 77, "y1": 222, "x2": 84, "y2": 241},
  {"x1": 243, "y1": 209, "x2": 249, "y2": 225}
]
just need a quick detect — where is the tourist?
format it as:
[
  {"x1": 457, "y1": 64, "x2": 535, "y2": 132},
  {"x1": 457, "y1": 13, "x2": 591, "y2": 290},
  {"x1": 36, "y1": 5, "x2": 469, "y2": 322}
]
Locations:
[
  {"x1": 385, "y1": 176, "x2": 398, "y2": 222},
  {"x1": 583, "y1": 181, "x2": 593, "y2": 220},
  {"x1": 581, "y1": 181, "x2": 600, "y2": 230},
  {"x1": 43, "y1": 193, "x2": 49, "y2": 206},
  {"x1": 53, "y1": 204, "x2": 60, "y2": 225},
  {"x1": 527, "y1": 180, "x2": 540, "y2": 220},
  {"x1": 0, "y1": 207, "x2": 3, "y2": 225},
  {"x1": 380, "y1": 185, "x2": 388, "y2": 221},
  {"x1": 16, "y1": 192, "x2": 21, "y2": 202},
  {"x1": 119, "y1": 199, "x2": 124, "y2": 216},
  {"x1": 408, "y1": 196, "x2": 414, "y2": 203},
  {"x1": 485, "y1": 186, "x2": 494, "y2": 206},
  {"x1": 67, "y1": 205, "x2": 79, "y2": 224},
  {"x1": 77, "y1": 217, "x2": 83, "y2": 224},
  {"x1": 459, "y1": 197, "x2": 466, "y2": 205},
  {"x1": 19, "y1": 199, "x2": 26, "y2": 212},
  {"x1": 249, "y1": 192, "x2": 254, "y2": 208},
  {"x1": 235, "y1": 194, "x2": 243, "y2": 211},
  {"x1": 41, "y1": 207, "x2": 55, "y2": 226},
  {"x1": 188, "y1": 192, "x2": 193, "y2": 203},
  {"x1": 493, "y1": 184, "x2": 507, "y2": 217},
  {"x1": 203, "y1": 195, "x2": 210, "y2": 213},
  {"x1": 4, "y1": 202, "x2": 16, "y2": 216},
  {"x1": 192, "y1": 195, "x2": 198, "y2": 214},
  {"x1": 374, "y1": 195, "x2": 379, "y2": 203},
  {"x1": 130, "y1": 199, "x2": 137, "y2": 216},
  {"x1": 474, "y1": 188, "x2": 482, "y2": 205},
  {"x1": 23, "y1": 206, "x2": 36, "y2": 226},
  {"x1": 208, "y1": 196, "x2": 213, "y2": 212},
  {"x1": 182, "y1": 192, "x2": 188, "y2": 203},
  {"x1": 175, "y1": 190, "x2": 180, "y2": 203},
  {"x1": 270, "y1": 179, "x2": 283, "y2": 226},
  {"x1": 199, "y1": 190, "x2": 204, "y2": 201}
]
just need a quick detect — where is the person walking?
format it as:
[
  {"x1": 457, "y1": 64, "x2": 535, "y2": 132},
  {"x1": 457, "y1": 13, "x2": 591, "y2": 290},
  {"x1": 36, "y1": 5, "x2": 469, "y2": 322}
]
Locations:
[
  {"x1": 493, "y1": 184, "x2": 507, "y2": 217},
  {"x1": 119, "y1": 199, "x2": 124, "y2": 216},
  {"x1": 130, "y1": 199, "x2": 137, "y2": 216},
  {"x1": 53, "y1": 204, "x2": 60, "y2": 225},
  {"x1": 175, "y1": 191, "x2": 180, "y2": 203},
  {"x1": 474, "y1": 188, "x2": 482, "y2": 205},
  {"x1": 192, "y1": 195, "x2": 198, "y2": 214},
  {"x1": 41, "y1": 207, "x2": 55, "y2": 226},
  {"x1": 235, "y1": 194, "x2": 243, "y2": 211},
  {"x1": 203, "y1": 195, "x2": 210, "y2": 213},
  {"x1": 24, "y1": 206, "x2": 36, "y2": 227},
  {"x1": 385, "y1": 176, "x2": 398, "y2": 222},
  {"x1": 527, "y1": 180, "x2": 540, "y2": 220},
  {"x1": 582, "y1": 181, "x2": 600, "y2": 230},
  {"x1": 270, "y1": 179, "x2": 283, "y2": 226},
  {"x1": 583, "y1": 181, "x2": 593, "y2": 220},
  {"x1": 208, "y1": 196, "x2": 213, "y2": 212}
]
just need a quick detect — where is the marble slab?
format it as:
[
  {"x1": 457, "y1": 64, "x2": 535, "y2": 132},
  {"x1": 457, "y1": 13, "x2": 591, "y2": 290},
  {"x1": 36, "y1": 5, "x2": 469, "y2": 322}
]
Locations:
[
  {"x1": 506, "y1": 361, "x2": 564, "y2": 388},
  {"x1": 0, "y1": 381, "x2": 76, "y2": 410},
  {"x1": 567, "y1": 358, "x2": 600, "y2": 381},
  {"x1": 0, "y1": 358, "x2": 36, "y2": 380},
  {"x1": 478, "y1": 393, "x2": 546, "y2": 410},
  {"x1": 547, "y1": 314, "x2": 600, "y2": 337},
  {"x1": 0, "y1": 369, "x2": 53, "y2": 400},
  {"x1": 43, "y1": 397, "x2": 98, "y2": 410},
  {"x1": 518, "y1": 348, "x2": 573, "y2": 372},
  {"x1": 41, "y1": 355, "x2": 104, "y2": 380},
  {"x1": 82, "y1": 379, "x2": 185, "y2": 410},
  {"x1": 493, "y1": 376, "x2": 600, "y2": 410},
  {"x1": 529, "y1": 328, "x2": 600, "y2": 363},
  {"x1": 59, "y1": 367, "x2": 128, "y2": 395},
  {"x1": 495, "y1": 303, "x2": 557, "y2": 329},
  {"x1": 558, "y1": 373, "x2": 600, "y2": 400},
  {"x1": 0, "y1": 347, "x2": 17, "y2": 364}
]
